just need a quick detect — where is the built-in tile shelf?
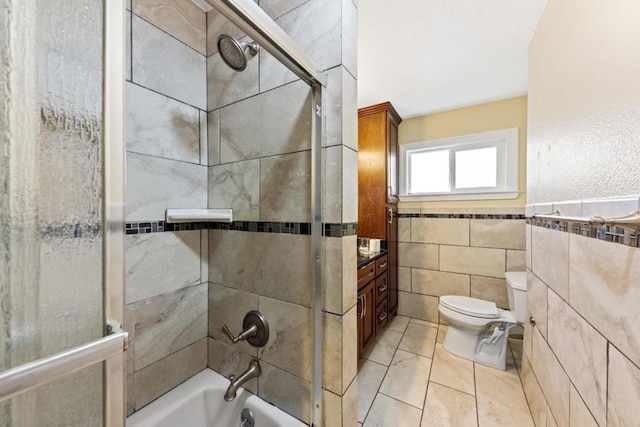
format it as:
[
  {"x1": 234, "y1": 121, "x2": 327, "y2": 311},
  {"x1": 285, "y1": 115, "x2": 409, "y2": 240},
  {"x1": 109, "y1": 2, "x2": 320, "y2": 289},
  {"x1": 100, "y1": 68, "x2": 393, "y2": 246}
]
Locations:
[{"x1": 165, "y1": 208, "x2": 233, "y2": 223}]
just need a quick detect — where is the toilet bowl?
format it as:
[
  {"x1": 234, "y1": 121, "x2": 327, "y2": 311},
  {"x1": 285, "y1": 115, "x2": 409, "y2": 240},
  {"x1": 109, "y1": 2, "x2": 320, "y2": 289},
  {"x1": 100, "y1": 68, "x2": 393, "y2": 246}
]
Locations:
[{"x1": 438, "y1": 271, "x2": 527, "y2": 370}]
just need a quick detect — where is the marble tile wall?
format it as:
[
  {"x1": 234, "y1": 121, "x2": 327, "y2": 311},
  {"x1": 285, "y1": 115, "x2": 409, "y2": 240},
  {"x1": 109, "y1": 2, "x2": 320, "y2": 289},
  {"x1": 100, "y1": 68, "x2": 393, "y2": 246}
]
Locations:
[
  {"x1": 397, "y1": 208, "x2": 526, "y2": 322},
  {"x1": 522, "y1": 196, "x2": 640, "y2": 426},
  {"x1": 205, "y1": 0, "x2": 358, "y2": 425},
  {"x1": 125, "y1": 2, "x2": 209, "y2": 415}
]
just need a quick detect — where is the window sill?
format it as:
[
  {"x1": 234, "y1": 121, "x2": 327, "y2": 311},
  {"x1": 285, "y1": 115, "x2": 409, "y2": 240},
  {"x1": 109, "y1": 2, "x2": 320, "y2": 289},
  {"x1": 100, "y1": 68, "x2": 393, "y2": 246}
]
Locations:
[{"x1": 399, "y1": 191, "x2": 519, "y2": 202}]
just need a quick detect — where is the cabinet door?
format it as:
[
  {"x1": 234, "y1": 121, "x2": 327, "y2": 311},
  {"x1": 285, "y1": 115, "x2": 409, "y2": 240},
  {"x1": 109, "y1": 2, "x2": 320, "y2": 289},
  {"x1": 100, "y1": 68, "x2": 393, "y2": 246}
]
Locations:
[
  {"x1": 387, "y1": 205, "x2": 399, "y2": 315},
  {"x1": 360, "y1": 281, "x2": 376, "y2": 352},
  {"x1": 358, "y1": 112, "x2": 387, "y2": 239},
  {"x1": 386, "y1": 113, "x2": 399, "y2": 203}
]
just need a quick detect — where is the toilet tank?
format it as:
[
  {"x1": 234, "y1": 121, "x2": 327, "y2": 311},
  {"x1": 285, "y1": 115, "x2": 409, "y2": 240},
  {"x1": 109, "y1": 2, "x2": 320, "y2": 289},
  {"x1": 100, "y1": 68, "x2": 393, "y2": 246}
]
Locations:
[{"x1": 506, "y1": 272, "x2": 527, "y2": 324}]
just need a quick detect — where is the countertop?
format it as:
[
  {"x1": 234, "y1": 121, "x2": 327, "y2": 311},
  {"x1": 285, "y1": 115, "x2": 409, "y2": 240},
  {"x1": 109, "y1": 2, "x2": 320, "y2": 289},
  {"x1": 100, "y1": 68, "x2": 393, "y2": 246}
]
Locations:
[{"x1": 357, "y1": 249, "x2": 388, "y2": 269}]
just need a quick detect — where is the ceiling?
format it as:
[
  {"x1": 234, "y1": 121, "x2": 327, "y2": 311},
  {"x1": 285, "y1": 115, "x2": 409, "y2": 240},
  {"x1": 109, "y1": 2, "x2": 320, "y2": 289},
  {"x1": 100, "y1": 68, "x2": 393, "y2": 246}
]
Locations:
[{"x1": 357, "y1": 0, "x2": 547, "y2": 119}]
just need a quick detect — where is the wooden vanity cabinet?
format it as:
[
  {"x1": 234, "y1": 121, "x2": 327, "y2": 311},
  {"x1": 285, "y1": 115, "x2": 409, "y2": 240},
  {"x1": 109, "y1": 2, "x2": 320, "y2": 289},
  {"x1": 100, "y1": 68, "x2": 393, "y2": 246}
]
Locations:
[{"x1": 357, "y1": 253, "x2": 389, "y2": 358}]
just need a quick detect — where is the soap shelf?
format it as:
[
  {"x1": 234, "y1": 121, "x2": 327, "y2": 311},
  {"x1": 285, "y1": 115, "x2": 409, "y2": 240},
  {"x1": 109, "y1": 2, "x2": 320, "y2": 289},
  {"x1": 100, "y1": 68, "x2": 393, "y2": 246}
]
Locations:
[{"x1": 165, "y1": 208, "x2": 233, "y2": 224}]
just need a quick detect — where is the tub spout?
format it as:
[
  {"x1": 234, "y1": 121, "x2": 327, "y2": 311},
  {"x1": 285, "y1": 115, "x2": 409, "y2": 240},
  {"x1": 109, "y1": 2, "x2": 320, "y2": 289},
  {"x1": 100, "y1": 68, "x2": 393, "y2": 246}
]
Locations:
[{"x1": 224, "y1": 359, "x2": 261, "y2": 401}]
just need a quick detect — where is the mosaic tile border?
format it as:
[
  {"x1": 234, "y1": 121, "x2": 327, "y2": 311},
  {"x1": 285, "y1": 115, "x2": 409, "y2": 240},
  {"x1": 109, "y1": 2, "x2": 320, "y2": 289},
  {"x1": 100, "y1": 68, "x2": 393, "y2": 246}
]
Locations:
[
  {"x1": 41, "y1": 223, "x2": 102, "y2": 238},
  {"x1": 398, "y1": 213, "x2": 525, "y2": 220},
  {"x1": 125, "y1": 221, "x2": 358, "y2": 237},
  {"x1": 527, "y1": 217, "x2": 639, "y2": 248}
]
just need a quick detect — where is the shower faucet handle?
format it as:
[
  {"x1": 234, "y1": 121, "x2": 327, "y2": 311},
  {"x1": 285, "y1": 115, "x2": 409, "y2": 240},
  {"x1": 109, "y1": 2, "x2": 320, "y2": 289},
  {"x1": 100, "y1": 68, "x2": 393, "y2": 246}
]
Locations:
[
  {"x1": 223, "y1": 323, "x2": 258, "y2": 343},
  {"x1": 222, "y1": 310, "x2": 270, "y2": 348}
]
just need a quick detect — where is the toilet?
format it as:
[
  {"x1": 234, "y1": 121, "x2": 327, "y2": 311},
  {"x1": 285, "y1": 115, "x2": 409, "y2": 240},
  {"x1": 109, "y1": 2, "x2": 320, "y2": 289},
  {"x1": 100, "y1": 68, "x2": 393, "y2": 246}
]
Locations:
[{"x1": 438, "y1": 271, "x2": 527, "y2": 370}]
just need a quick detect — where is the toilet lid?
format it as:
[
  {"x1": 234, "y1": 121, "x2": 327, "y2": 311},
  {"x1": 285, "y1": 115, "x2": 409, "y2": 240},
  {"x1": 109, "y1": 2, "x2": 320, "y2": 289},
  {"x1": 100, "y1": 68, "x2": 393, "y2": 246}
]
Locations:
[{"x1": 440, "y1": 296, "x2": 499, "y2": 319}]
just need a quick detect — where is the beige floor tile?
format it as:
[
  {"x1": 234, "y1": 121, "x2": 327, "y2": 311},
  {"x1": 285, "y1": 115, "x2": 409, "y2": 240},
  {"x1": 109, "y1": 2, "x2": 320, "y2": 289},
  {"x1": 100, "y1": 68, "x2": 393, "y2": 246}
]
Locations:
[
  {"x1": 475, "y1": 362, "x2": 534, "y2": 427},
  {"x1": 357, "y1": 359, "x2": 388, "y2": 423},
  {"x1": 363, "y1": 393, "x2": 422, "y2": 427},
  {"x1": 362, "y1": 328, "x2": 403, "y2": 366},
  {"x1": 399, "y1": 322, "x2": 438, "y2": 358},
  {"x1": 387, "y1": 315, "x2": 411, "y2": 333},
  {"x1": 547, "y1": 405, "x2": 558, "y2": 427},
  {"x1": 430, "y1": 344, "x2": 475, "y2": 395},
  {"x1": 379, "y1": 349, "x2": 432, "y2": 408},
  {"x1": 421, "y1": 382, "x2": 478, "y2": 427},
  {"x1": 361, "y1": 318, "x2": 536, "y2": 427},
  {"x1": 436, "y1": 325, "x2": 448, "y2": 344},
  {"x1": 411, "y1": 318, "x2": 439, "y2": 328}
]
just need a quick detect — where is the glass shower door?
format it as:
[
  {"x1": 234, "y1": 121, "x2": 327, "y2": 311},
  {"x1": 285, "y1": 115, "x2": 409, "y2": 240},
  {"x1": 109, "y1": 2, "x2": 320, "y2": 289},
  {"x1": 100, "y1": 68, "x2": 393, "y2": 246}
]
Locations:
[{"x1": 0, "y1": 0, "x2": 126, "y2": 425}]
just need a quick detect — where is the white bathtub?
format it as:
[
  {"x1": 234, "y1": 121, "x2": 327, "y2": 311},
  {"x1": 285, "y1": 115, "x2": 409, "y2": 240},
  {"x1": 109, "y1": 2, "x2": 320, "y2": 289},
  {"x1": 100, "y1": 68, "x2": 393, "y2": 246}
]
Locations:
[{"x1": 127, "y1": 368, "x2": 305, "y2": 427}]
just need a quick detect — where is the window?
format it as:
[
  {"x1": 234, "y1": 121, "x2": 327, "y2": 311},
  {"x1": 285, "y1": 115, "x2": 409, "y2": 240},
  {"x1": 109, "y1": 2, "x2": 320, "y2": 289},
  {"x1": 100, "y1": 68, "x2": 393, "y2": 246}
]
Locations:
[{"x1": 399, "y1": 128, "x2": 519, "y2": 201}]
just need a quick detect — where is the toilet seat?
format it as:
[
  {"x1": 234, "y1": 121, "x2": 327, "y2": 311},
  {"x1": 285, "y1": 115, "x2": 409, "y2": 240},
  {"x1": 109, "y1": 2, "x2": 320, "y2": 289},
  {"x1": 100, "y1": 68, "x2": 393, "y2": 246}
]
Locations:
[{"x1": 439, "y1": 296, "x2": 499, "y2": 319}]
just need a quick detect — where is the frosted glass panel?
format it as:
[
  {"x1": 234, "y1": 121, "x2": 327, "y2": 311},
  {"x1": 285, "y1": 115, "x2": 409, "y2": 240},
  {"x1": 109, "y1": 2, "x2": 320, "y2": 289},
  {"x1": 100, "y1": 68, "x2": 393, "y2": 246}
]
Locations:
[
  {"x1": 0, "y1": 0, "x2": 106, "y2": 425},
  {"x1": 455, "y1": 147, "x2": 497, "y2": 189},
  {"x1": 8, "y1": 363, "x2": 104, "y2": 427},
  {"x1": 409, "y1": 150, "x2": 450, "y2": 193}
]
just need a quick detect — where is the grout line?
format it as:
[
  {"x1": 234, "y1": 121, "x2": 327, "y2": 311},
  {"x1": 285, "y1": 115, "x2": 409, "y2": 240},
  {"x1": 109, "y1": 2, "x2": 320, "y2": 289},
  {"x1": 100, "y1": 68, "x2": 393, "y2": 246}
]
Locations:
[
  {"x1": 474, "y1": 360, "x2": 480, "y2": 425},
  {"x1": 127, "y1": 79, "x2": 205, "y2": 112},
  {"x1": 129, "y1": 280, "x2": 207, "y2": 307},
  {"x1": 212, "y1": 75, "x2": 306, "y2": 112},
  {"x1": 217, "y1": 110, "x2": 222, "y2": 165},
  {"x1": 361, "y1": 328, "x2": 403, "y2": 424},
  {"x1": 126, "y1": 150, "x2": 206, "y2": 167},
  {"x1": 133, "y1": 336, "x2": 208, "y2": 375},
  {"x1": 211, "y1": 148, "x2": 312, "y2": 167},
  {"x1": 426, "y1": 379, "x2": 477, "y2": 399},
  {"x1": 131, "y1": 12, "x2": 207, "y2": 57},
  {"x1": 377, "y1": 391, "x2": 424, "y2": 411},
  {"x1": 198, "y1": 110, "x2": 202, "y2": 165},
  {"x1": 129, "y1": 10, "x2": 133, "y2": 81},
  {"x1": 418, "y1": 322, "x2": 439, "y2": 426}
]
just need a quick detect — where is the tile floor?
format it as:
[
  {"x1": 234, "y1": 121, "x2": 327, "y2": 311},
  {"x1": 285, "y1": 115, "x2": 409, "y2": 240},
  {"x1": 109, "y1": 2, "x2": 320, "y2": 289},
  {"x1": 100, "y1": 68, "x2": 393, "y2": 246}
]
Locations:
[{"x1": 357, "y1": 316, "x2": 534, "y2": 427}]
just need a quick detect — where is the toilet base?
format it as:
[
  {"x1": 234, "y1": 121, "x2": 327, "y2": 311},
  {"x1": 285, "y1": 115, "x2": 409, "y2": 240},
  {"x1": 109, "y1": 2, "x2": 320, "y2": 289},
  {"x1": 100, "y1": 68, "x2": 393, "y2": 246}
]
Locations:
[{"x1": 443, "y1": 322, "x2": 516, "y2": 370}]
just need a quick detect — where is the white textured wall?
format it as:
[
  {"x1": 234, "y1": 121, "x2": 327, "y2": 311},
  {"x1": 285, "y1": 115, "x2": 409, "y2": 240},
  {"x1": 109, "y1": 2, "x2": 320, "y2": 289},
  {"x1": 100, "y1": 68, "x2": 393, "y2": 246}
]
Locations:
[{"x1": 527, "y1": 0, "x2": 640, "y2": 204}]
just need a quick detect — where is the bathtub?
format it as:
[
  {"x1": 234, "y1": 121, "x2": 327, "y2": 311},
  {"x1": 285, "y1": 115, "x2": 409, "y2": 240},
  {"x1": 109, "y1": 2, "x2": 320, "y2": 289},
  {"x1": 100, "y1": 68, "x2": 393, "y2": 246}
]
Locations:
[{"x1": 127, "y1": 368, "x2": 305, "y2": 427}]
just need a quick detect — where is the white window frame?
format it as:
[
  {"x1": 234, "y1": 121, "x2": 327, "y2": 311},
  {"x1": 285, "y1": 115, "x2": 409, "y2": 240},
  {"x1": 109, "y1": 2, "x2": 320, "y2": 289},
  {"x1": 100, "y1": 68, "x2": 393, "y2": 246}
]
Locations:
[{"x1": 399, "y1": 127, "x2": 519, "y2": 201}]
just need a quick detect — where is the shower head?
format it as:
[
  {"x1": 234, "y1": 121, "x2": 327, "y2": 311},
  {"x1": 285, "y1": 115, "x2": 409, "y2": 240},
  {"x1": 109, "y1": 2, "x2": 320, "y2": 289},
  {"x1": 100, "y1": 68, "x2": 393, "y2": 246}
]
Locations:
[{"x1": 217, "y1": 34, "x2": 259, "y2": 72}]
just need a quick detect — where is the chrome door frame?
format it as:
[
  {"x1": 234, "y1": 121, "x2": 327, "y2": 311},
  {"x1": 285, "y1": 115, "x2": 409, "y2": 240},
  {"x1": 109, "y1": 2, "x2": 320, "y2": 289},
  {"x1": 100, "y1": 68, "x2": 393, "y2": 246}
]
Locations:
[{"x1": 103, "y1": 0, "x2": 127, "y2": 425}]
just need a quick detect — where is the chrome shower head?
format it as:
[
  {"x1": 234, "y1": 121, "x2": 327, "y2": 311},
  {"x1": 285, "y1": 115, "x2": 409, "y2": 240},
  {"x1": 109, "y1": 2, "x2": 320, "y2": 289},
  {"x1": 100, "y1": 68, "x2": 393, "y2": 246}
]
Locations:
[{"x1": 217, "y1": 34, "x2": 259, "y2": 72}]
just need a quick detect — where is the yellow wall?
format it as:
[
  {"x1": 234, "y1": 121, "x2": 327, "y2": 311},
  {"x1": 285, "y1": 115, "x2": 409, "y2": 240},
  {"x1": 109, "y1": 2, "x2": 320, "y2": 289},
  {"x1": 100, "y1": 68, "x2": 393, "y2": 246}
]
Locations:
[{"x1": 398, "y1": 96, "x2": 527, "y2": 208}]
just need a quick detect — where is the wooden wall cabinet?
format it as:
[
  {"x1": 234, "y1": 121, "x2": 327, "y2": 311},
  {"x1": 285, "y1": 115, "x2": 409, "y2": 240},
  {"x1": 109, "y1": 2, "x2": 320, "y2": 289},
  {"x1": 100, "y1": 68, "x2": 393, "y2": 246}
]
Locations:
[{"x1": 358, "y1": 102, "x2": 402, "y2": 318}]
